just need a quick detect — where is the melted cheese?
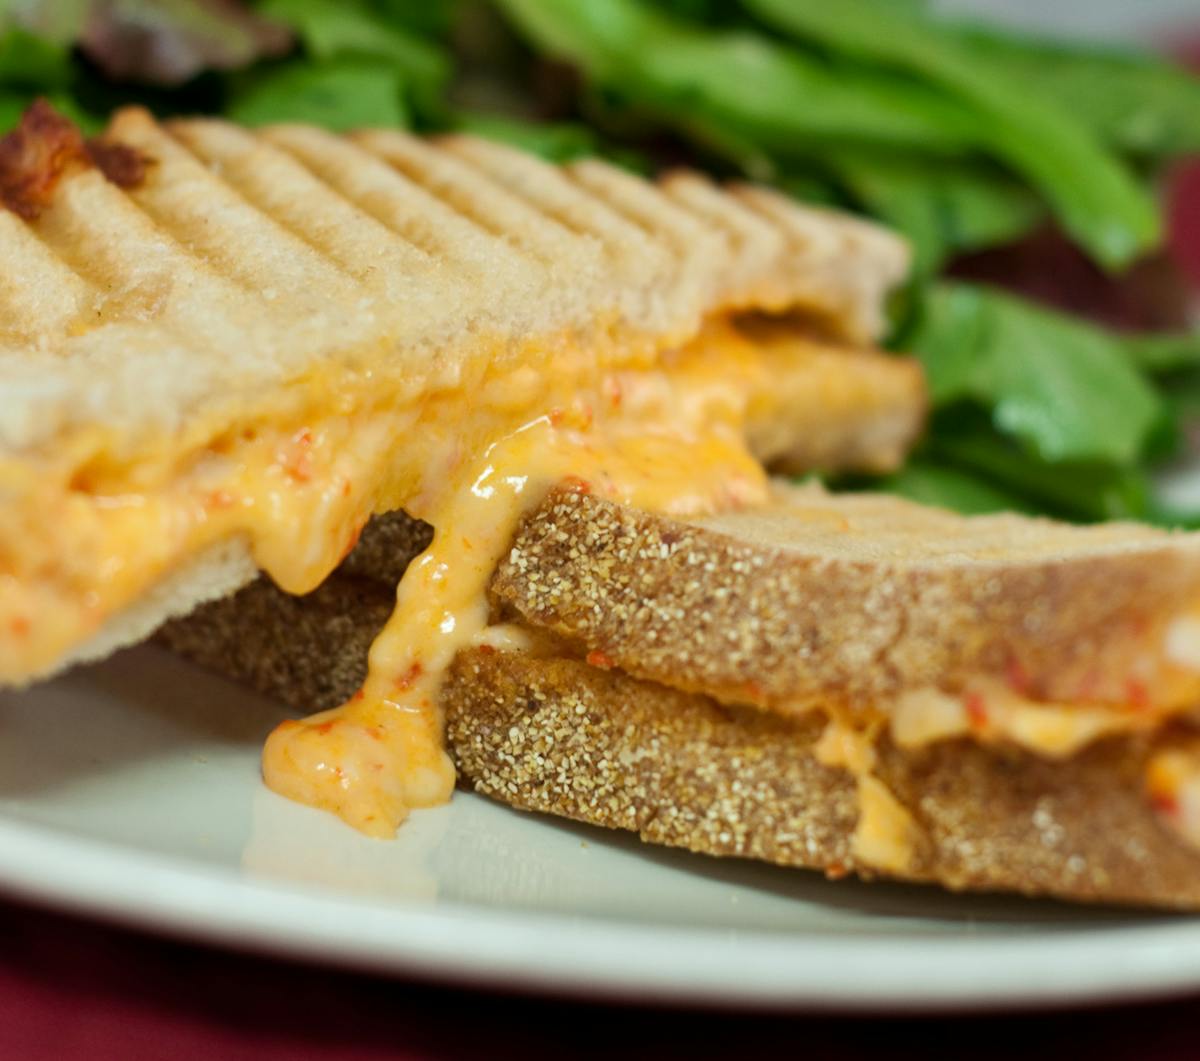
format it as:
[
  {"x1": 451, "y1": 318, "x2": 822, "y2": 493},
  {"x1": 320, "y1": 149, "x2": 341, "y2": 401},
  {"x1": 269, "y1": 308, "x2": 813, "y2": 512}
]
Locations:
[
  {"x1": 2, "y1": 315, "x2": 770, "y2": 836},
  {"x1": 890, "y1": 676, "x2": 1186, "y2": 759},
  {"x1": 1146, "y1": 746, "x2": 1200, "y2": 852},
  {"x1": 853, "y1": 775, "x2": 919, "y2": 875},
  {"x1": 263, "y1": 377, "x2": 765, "y2": 835},
  {"x1": 814, "y1": 716, "x2": 918, "y2": 875}
]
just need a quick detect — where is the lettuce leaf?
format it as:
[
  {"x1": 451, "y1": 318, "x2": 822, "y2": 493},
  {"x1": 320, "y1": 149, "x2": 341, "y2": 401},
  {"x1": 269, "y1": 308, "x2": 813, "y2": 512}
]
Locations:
[
  {"x1": 497, "y1": 0, "x2": 979, "y2": 154},
  {"x1": 259, "y1": 0, "x2": 448, "y2": 115},
  {"x1": 228, "y1": 59, "x2": 406, "y2": 130},
  {"x1": 827, "y1": 149, "x2": 1043, "y2": 275},
  {"x1": 747, "y1": 0, "x2": 1160, "y2": 269},
  {"x1": 906, "y1": 282, "x2": 1162, "y2": 464}
]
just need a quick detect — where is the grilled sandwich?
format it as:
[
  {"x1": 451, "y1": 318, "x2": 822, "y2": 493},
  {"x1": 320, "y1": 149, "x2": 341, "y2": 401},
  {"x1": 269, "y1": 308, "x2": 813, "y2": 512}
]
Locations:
[
  {"x1": 0, "y1": 102, "x2": 920, "y2": 836},
  {"x1": 165, "y1": 484, "x2": 1200, "y2": 908}
]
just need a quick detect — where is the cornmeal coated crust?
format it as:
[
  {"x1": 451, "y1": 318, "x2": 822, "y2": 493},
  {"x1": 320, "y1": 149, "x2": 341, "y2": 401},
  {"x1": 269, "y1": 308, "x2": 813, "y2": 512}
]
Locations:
[
  {"x1": 158, "y1": 573, "x2": 393, "y2": 713},
  {"x1": 156, "y1": 516, "x2": 426, "y2": 706},
  {"x1": 338, "y1": 512, "x2": 434, "y2": 588},
  {"x1": 444, "y1": 649, "x2": 1200, "y2": 909},
  {"x1": 491, "y1": 482, "x2": 1200, "y2": 709},
  {"x1": 158, "y1": 572, "x2": 1200, "y2": 908}
]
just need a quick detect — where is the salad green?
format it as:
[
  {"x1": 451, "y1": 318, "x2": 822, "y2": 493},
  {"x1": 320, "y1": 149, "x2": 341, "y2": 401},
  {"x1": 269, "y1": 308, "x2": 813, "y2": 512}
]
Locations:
[
  {"x1": 1, "y1": 0, "x2": 1198, "y2": 527},
  {"x1": 745, "y1": 0, "x2": 1161, "y2": 269}
]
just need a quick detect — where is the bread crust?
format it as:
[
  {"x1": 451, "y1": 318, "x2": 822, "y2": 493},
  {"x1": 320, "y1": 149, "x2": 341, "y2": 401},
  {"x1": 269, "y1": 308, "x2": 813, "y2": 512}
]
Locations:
[
  {"x1": 491, "y1": 483, "x2": 1200, "y2": 709},
  {"x1": 156, "y1": 516, "x2": 424, "y2": 707},
  {"x1": 443, "y1": 648, "x2": 1200, "y2": 909},
  {"x1": 37, "y1": 536, "x2": 258, "y2": 685}
]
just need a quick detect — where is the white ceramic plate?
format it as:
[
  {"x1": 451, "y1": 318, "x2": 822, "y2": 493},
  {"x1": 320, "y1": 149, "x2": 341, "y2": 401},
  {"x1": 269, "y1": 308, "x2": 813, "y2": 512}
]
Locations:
[{"x1": 3, "y1": 646, "x2": 1200, "y2": 1012}]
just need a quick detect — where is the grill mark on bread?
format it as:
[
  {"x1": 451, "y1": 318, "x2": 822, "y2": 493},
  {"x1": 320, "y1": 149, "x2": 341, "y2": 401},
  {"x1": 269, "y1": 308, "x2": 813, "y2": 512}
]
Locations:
[
  {"x1": 17, "y1": 164, "x2": 256, "y2": 340},
  {"x1": 0, "y1": 104, "x2": 910, "y2": 462},
  {"x1": 260, "y1": 126, "x2": 511, "y2": 266},
  {"x1": 661, "y1": 171, "x2": 789, "y2": 284},
  {"x1": 733, "y1": 184, "x2": 843, "y2": 258},
  {"x1": 165, "y1": 124, "x2": 468, "y2": 324},
  {"x1": 437, "y1": 137, "x2": 703, "y2": 331},
  {"x1": 663, "y1": 174, "x2": 801, "y2": 314},
  {"x1": 110, "y1": 111, "x2": 356, "y2": 307},
  {"x1": 262, "y1": 127, "x2": 559, "y2": 341},
  {"x1": 439, "y1": 136, "x2": 665, "y2": 264},
  {"x1": 352, "y1": 129, "x2": 598, "y2": 268},
  {"x1": 568, "y1": 158, "x2": 718, "y2": 251},
  {"x1": 0, "y1": 214, "x2": 96, "y2": 343},
  {"x1": 730, "y1": 185, "x2": 904, "y2": 340},
  {"x1": 562, "y1": 160, "x2": 731, "y2": 328},
  {"x1": 163, "y1": 120, "x2": 372, "y2": 291}
]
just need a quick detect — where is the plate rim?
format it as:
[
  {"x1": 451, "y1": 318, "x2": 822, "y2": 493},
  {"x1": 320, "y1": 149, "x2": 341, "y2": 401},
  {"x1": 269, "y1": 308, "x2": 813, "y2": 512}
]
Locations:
[{"x1": 4, "y1": 814, "x2": 1200, "y2": 1012}]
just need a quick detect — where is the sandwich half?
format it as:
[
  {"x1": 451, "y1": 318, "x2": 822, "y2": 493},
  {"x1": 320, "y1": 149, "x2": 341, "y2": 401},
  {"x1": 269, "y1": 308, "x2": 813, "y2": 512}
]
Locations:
[
  {"x1": 164, "y1": 483, "x2": 1200, "y2": 908},
  {"x1": 0, "y1": 102, "x2": 919, "y2": 834}
]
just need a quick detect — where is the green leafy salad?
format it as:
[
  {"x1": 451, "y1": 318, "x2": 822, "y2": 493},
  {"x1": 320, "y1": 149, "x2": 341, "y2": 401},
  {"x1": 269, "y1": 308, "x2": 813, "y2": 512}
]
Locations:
[{"x1": 4, "y1": 0, "x2": 1200, "y2": 523}]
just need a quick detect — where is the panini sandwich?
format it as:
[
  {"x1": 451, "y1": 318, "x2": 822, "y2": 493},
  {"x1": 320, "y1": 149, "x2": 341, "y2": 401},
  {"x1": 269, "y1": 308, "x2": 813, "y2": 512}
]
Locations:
[
  {"x1": 166, "y1": 484, "x2": 1200, "y2": 908},
  {"x1": 0, "y1": 102, "x2": 920, "y2": 835}
]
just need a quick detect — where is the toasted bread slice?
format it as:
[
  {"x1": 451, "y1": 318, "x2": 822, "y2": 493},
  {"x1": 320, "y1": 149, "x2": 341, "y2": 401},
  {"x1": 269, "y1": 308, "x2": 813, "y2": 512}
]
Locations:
[
  {"x1": 491, "y1": 482, "x2": 1200, "y2": 712},
  {"x1": 1, "y1": 104, "x2": 916, "y2": 687},
  {"x1": 156, "y1": 568, "x2": 394, "y2": 712},
  {"x1": 157, "y1": 566, "x2": 1200, "y2": 908},
  {"x1": 0, "y1": 108, "x2": 907, "y2": 458},
  {"x1": 444, "y1": 648, "x2": 1200, "y2": 909}
]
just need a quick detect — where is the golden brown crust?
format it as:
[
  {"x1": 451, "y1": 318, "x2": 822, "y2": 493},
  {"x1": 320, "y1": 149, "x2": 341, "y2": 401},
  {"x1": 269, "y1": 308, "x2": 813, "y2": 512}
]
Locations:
[
  {"x1": 444, "y1": 648, "x2": 1200, "y2": 909},
  {"x1": 490, "y1": 483, "x2": 1200, "y2": 710}
]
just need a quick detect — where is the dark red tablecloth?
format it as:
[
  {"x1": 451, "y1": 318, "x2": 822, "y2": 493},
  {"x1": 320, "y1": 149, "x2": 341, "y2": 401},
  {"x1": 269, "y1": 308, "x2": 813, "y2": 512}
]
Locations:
[
  {"x1": 1168, "y1": 160, "x2": 1200, "y2": 292},
  {"x1": 2, "y1": 893, "x2": 1200, "y2": 1061},
  {"x1": 1169, "y1": 40, "x2": 1200, "y2": 290}
]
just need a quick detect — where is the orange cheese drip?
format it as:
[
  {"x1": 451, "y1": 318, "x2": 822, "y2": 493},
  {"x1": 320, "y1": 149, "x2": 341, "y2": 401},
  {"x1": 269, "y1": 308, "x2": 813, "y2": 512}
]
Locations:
[
  {"x1": 1146, "y1": 744, "x2": 1200, "y2": 852},
  {"x1": 263, "y1": 394, "x2": 766, "y2": 836},
  {"x1": 814, "y1": 717, "x2": 918, "y2": 874},
  {"x1": 1, "y1": 316, "x2": 769, "y2": 838}
]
